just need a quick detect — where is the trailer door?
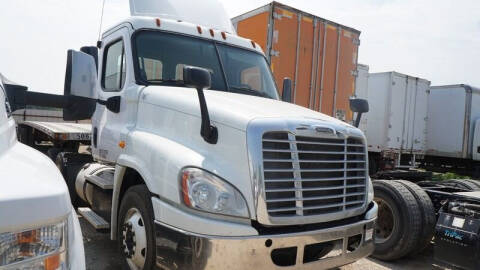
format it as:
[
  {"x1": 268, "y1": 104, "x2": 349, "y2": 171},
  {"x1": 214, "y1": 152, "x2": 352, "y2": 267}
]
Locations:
[{"x1": 270, "y1": 7, "x2": 299, "y2": 98}]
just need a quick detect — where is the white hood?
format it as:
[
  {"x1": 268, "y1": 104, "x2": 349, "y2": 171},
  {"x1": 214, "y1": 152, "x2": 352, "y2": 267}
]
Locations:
[
  {"x1": 0, "y1": 141, "x2": 71, "y2": 233},
  {"x1": 140, "y1": 86, "x2": 352, "y2": 131}
]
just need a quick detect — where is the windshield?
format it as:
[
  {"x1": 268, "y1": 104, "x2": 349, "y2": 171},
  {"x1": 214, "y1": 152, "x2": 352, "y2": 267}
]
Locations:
[{"x1": 134, "y1": 31, "x2": 279, "y2": 100}]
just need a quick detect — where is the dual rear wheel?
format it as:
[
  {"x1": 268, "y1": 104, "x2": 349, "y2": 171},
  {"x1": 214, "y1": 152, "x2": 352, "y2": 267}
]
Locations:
[{"x1": 372, "y1": 180, "x2": 435, "y2": 260}]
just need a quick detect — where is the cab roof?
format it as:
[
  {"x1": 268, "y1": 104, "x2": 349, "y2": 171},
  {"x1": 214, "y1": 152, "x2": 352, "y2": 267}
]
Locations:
[{"x1": 102, "y1": 16, "x2": 265, "y2": 56}]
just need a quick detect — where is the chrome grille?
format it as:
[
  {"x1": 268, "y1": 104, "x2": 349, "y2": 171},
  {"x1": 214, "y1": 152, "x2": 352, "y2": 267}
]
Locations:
[{"x1": 262, "y1": 131, "x2": 367, "y2": 218}]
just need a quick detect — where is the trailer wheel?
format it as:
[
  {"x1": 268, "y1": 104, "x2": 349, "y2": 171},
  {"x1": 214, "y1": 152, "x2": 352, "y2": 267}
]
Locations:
[
  {"x1": 372, "y1": 180, "x2": 422, "y2": 261},
  {"x1": 395, "y1": 180, "x2": 436, "y2": 255},
  {"x1": 118, "y1": 185, "x2": 156, "y2": 270},
  {"x1": 442, "y1": 179, "x2": 480, "y2": 191},
  {"x1": 55, "y1": 152, "x2": 93, "y2": 207}
]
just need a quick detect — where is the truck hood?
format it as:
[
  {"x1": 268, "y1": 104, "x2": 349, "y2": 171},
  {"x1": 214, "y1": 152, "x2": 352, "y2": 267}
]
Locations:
[
  {"x1": 0, "y1": 141, "x2": 71, "y2": 233},
  {"x1": 140, "y1": 86, "x2": 352, "y2": 131}
]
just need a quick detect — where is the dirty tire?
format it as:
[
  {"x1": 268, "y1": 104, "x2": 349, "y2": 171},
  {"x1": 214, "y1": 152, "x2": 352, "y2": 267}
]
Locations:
[
  {"x1": 117, "y1": 185, "x2": 156, "y2": 270},
  {"x1": 395, "y1": 180, "x2": 436, "y2": 255},
  {"x1": 372, "y1": 180, "x2": 422, "y2": 261},
  {"x1": 442, "y1": 179, "x2": 480, "y2": 191},
  {"x1": 462, "y1": 179, "x2": 480, "y2": 189}
]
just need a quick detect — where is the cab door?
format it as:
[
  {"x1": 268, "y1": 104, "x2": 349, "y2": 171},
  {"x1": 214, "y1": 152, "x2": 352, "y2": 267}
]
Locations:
[{"x1": 92, "y1": 26, "x2": 136, "y2": 163}]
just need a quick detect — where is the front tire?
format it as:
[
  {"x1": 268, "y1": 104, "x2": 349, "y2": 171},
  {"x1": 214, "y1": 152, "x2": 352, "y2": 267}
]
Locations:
[{"x1": 118, "y1": 185, "x2": 156, "y2": 270}]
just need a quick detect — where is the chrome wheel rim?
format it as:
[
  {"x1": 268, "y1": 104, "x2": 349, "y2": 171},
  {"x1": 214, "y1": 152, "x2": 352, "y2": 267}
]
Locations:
[
  {"x1": 122, "y1": 208, "x2": 147, "y2": 270},
  {"x1": 375, "y1": 197, "x2": 395, "y2": 244}
]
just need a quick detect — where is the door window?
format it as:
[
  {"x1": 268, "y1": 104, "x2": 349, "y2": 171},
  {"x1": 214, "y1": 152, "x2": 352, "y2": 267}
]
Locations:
[{"x1": 102, "y1": 40, "x2": 126, "y2": 91}]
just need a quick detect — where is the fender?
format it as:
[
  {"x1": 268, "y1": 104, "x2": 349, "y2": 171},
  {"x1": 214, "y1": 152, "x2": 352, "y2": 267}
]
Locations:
[{"x1": 110, "y1": 130, "x2": 205, "y2": 239}]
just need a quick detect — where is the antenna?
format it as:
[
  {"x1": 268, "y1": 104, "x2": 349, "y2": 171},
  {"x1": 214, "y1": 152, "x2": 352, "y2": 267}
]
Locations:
[{"x1": 97, "y1": 0, "x2": 107, "y2": 42}]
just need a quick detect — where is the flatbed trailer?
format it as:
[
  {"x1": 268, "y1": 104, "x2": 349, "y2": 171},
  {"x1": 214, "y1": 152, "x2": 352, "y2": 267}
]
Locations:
[{"x1": 16, "y1": 121, "x2": 91, "y2": 158}]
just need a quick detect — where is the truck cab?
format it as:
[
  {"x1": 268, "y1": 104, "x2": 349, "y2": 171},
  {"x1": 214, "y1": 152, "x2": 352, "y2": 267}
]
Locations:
[
  {"x1": 0, "y1": 75, "x2": 85, "y2": 269},
  {"x1": 9, "y1": 1, "x2": 377, "y2": 269}
]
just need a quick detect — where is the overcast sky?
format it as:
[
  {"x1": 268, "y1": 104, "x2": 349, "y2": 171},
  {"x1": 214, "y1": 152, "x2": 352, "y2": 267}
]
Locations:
[{"x1": 0, "y1": 0, "x2": 479, "y2": 93}]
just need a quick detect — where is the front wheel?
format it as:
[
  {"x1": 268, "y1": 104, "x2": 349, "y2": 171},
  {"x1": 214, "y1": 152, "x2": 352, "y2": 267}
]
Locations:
[{"x1": 118, "y1": 185, "x2": 156, "y2": 270}]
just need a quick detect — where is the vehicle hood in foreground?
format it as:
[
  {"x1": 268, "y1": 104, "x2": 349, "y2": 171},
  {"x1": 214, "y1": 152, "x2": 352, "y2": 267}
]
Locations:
[{"x1": 0, "y1": 142, "x2": 71, "y2": 233}]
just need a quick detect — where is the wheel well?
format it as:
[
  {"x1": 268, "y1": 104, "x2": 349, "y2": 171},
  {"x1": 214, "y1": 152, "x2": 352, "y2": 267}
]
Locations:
[{"x1": 119, "y1": 168, "x2": 147, "y2": 207}]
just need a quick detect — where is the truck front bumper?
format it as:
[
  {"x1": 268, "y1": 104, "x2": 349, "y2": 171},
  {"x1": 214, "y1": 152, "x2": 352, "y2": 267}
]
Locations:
[{"x1": 154, "y1": 202, "x2": 377, "y2": 270}]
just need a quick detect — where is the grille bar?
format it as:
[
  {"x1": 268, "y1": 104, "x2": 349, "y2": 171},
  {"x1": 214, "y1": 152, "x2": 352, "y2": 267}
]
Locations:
[
  {"x1": 265, "y1": 176, "x2": 365, "y2": 183},
  {"x1": 265, "y1": 184, "x2": 366, "y2": 193},
  {"x1": 267, "y1": 200, "x2": 365, "y2": 213},
  {"x1": 262, "y1": 131, "x2": 367, "y2": 218},
  {"x1": 265, "y1": 192, "x2": 365, "y2": 203},
  {"x1": 263, "y1": 149, "x2": 365, "y2": 155}
]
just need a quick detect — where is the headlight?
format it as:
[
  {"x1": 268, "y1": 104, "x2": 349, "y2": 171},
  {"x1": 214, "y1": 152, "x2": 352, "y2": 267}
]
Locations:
[
  {"x1": 0, "y1": 220, "x2": 67, "y2": 270},
  {"x1": 367, "y1": 176, "x2": 374, "y2": 203},
  {"x1": 181, "y1": 168, "x2": 249, "y2": 218}
]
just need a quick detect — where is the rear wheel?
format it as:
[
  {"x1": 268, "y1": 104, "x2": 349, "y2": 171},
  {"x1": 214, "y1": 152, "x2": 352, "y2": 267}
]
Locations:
[
  {"x1": 463, "y1": 179, "x2": 480, "y2": 189},
  {"x1": 442, "y1": 179, "x2": 480, "y2": 191},
  {"x1": 117, "y1": 185, "x2": 156, "y2": 270},
  {"x1": 395, "y1": 180, "x2": 436, "y2": 255},
  {"x1": 372, "y1": 180, "x2": 422, "y2": 261}
]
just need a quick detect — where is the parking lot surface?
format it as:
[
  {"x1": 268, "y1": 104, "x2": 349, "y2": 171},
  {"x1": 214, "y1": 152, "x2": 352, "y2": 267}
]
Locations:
[{"x1": 80, "y1": 216, "x2": 439, "y2": 270}]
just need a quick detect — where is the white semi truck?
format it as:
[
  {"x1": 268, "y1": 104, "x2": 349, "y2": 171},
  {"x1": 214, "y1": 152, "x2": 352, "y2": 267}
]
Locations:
[
  {"x1": 7, "y1": 1, "x2": 377, "y2": 269},
  {"x1": 0, "y1": 75, "x2": 85, "y2": 269}
]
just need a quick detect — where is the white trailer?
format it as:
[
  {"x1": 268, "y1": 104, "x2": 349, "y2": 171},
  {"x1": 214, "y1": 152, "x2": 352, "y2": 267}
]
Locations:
[
  {"x1": 356, "y1": 71, "x2": 430, "y2": 172},
  {"x1": 424, "y1": 84, "x2": 480, "y2": 175}
]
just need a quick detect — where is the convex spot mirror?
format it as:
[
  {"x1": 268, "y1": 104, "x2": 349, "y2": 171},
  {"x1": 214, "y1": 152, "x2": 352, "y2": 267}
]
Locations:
[
  {"x1": 349, "y1": 98, "x2": 369, "y2": 128},
  {"x1": 183, "y1": 66, "x2": 212, "y2": 89},
  {"x1": 349, "y1": 98, "x2": 369, "y2": 113},
  {"x1": 63, "y1": 50, "x2": 98, "y2": 121}
]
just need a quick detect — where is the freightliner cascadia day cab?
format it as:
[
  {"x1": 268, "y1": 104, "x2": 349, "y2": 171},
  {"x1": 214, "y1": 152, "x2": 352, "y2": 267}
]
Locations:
[
  {"x1": 7, "y1": 0, "x2": 377, "y2": 269},
  {"x1": 0, "y1": 75, "x2": 85, "y2": 269}
]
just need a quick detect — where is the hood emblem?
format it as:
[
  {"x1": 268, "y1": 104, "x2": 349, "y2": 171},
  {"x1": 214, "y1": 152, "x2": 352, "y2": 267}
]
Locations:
[
  {"x1": 296, "y1": 124, "x2": 338, "y2": 135},
  {"x1": 315, "y1": 126, "x2": 336, "y2": 135}
]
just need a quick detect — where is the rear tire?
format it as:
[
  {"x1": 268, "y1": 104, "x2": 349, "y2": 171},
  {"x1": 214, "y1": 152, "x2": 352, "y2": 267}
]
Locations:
[
  {"x1": 117, "y1": 185, "x2": 156, "y2": 270},
  {"x1": 372, "y1": 180, "x2": 422, "y2": 261},
  {"x1": 463, "y1": 179, "x2": 480, "y2": 189},
  {"x1": 395, "y1": 180, "x2": 436, "y2": 255},
  {"x1": 442, "y1": 179, "x2": 480, "y2": 191}
]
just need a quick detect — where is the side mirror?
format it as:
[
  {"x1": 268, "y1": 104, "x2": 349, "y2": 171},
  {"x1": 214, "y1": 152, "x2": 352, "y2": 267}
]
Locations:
[
  {"x1": 349, "y1": 98, "x2": 369, "y2": 128},
  {"x1": 80, "y1": 46, "x2": 99, "y2": 70},
  {"x1": 282, "y1": 78, "x2": 293, "y2": 103},
  {"x1": 63, "y1": 50, "x2": 98, "y2": 121},
  {"x1": 183, "y1": 66, "x2": 217, "y2": 144}
]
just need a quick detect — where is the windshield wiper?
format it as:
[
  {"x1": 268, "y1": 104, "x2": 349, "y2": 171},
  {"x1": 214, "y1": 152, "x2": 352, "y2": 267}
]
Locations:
[
  {"x1": 146, "y1": 79, "x2": 185, "y2": 86},
  {"x1": 229, "y1": 85, "x2": 269, "y2": 98}
]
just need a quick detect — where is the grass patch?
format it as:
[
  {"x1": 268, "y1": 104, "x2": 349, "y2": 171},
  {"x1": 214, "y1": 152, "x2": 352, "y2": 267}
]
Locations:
[{"x1": 431, "y1": 172, "x2": 470, "y2": 181}]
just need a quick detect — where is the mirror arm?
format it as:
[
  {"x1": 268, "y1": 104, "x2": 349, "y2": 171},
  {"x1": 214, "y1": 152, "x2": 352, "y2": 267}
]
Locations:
[
  {"x1": 354, "y1": 112, "x2": 363, "y2": 128},
  {"x1": 196, "y1": 87, "x2": 218, "y2": 144},
  {"x1": 97, "y1": 96, "x2": 121, "y2": 113}
]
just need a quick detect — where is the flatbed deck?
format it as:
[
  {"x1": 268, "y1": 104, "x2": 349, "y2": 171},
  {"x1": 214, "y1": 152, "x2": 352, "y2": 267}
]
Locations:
[{"x1": 20, "y1": 121, "x2": 92, "y2": 141}]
